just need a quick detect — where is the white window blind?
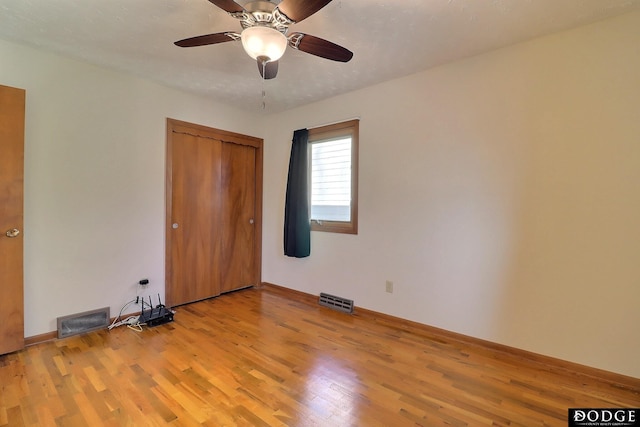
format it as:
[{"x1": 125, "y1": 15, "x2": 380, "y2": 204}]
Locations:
[{"x1": 311, "y1": 137, "x2": 351, "y2": 222}]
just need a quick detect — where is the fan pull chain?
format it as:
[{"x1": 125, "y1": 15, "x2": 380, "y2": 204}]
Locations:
[{"x1": 261, "y1": 60, "x2": 267, "y2": 110}]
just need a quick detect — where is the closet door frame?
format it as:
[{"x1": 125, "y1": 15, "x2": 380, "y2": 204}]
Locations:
[{"x1": 165, "y1": 118, "x2": 263, "y2": 306}]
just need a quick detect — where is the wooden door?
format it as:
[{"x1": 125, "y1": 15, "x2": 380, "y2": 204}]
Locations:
[
  {"x1": 166, "y1": 125, "x2": 222, "y2": 306},
  {"x1": 0, "y1": 85, "x2": 25, "y2": 355},
  {"x1": 166, "y1": 119, "x2": 263, "y2": 307},
  {"x1": 220, "y1": 142, "x2": 256, "y2": 293}
]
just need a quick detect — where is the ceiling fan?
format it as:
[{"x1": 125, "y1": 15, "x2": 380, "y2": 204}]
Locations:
[{"x1": 175, "y1": 0, "x2": 353, "y2": 80}]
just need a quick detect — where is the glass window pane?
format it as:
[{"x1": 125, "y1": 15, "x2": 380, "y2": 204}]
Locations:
[{"x1": 311, "y1": 137, "x2": 351, "y2": 222}]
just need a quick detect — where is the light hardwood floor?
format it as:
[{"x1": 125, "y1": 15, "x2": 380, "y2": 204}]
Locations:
[{"x1": 1, "y1": 285, "x2": 638, "y2": 426}]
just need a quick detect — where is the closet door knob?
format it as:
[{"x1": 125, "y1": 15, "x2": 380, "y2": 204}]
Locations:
[
  {"x1": 5, "y1": 228, "x2": 20, "y2": 238},
  {"x1": 249, "y1": 219, "x2": 254, "y2": 224},
  {"x1": 172, "y1": 223, "x2": 179, "y2": 229}
]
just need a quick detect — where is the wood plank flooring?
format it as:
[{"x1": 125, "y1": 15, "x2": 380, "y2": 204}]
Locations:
[{"x1": 1, "y1": 285, "x2": 638, "y2": 426}]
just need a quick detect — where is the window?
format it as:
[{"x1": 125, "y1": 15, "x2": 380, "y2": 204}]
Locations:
[{"x1": 308, "y1": 119, "x2": 359, "y2": 234}]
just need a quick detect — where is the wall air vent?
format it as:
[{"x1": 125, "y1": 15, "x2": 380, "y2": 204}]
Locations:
[
  {"x1": 57, "y1": 307, "x2": 110, "y2": 339},
  {"x1": 319, "y1": 293, "x2": 354, "y2": 314}
]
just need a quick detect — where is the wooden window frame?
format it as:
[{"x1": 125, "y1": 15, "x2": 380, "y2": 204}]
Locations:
[{"x1": 308, "y1": 119, "x2": 359, "y2": 235}]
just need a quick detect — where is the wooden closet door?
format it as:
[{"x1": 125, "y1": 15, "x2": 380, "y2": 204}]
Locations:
[
  {"x1": 166, "y1": 119, "x2": 263, "y2": 307},
  {"x1": 220, "y1": 142, "x2": 256, "y2": 293},
  {"x1": 166, "y1": 130, "x2": 222, "y2": 306},
  {"x1": 0, "y1": 85, "x2": 25, "y2": 355}
]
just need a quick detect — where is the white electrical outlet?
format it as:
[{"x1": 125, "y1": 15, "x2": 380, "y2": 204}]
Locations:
[{"x1": 385, "y1": 280, "x2": 394, "y2": 293}]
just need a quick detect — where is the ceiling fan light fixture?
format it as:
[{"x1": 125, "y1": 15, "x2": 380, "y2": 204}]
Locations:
[{"x1": 241, "y1": 26, "x2": 287, "y2": 61}]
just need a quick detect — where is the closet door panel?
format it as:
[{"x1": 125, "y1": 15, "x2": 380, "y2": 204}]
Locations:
[
  {"x1": 220, "y1": 142, "x2": 256, "y2": 293},
  {"x1": 167, "y1": 132, "x2": 222, "y2": 305}
]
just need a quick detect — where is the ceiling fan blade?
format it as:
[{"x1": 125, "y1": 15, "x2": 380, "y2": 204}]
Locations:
[
  {"x1": 175, "y1": 32, "x2": 237, "y2": 48},
  {"x1": 257, "y1": 58, "x2": 279, "y2": 80},
  {"x1": 275, "y1": 0, "x2": 333, "y2": 23},
  {"x1": 289, "y1": 33, "x2": 353, "y2": 62},
  {"x1": 207, "y1": 0, "x2": 245, "y2": 14}
]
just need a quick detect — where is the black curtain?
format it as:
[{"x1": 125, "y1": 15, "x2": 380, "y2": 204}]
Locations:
[{"x1": 284, "y1": 129, "x2": 311, "y2": 258}]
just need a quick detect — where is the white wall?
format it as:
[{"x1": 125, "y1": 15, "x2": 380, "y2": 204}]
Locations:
[
  {"x1": 0, "y1": 39, "x2": 264, "y2": 338},
  {"x1": 262, "y1": 10, "x2": 640, "y2": 378}
]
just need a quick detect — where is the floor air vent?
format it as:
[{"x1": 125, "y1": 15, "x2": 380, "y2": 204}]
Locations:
[
  {"x1": 319, "y1": 293, "x2": 354, "y2": 314},
  {"x1": 57, "y1": 307, "x2": 110, "y2": 338}
]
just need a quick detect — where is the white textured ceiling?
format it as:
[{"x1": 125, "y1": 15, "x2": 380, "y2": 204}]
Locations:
[{"x1": 0, "y1": 0, "x2": 639, "y2": 113}]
